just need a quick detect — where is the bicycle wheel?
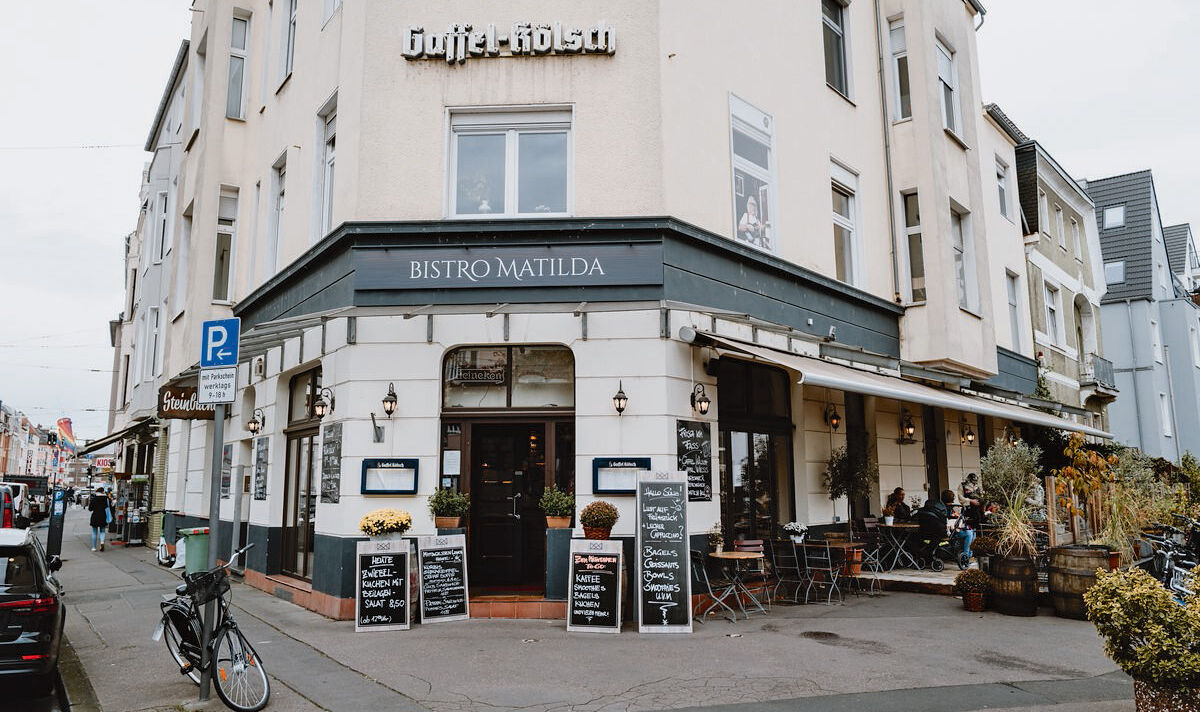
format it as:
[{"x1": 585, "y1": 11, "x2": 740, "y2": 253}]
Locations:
[
  {"x1": 212, "y1": 626, "x2": 270, "y2": 712},
  {"x1": 162, "y1": 610, "x2": 202, "y2": 685}
]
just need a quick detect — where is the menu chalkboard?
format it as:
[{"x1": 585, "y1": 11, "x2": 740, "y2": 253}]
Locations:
[
  {"x1": 320, "y1": 423, "x2": 342, "y2": 504},
  {"x1": 636, "y1": 471, "x2": 692, "y2": 633},
  {"x1": 418, "y1": 535, "x2": 469, "y2": 623},
  {"x1": 355, "y1": 540, "x2": 409, "y2": 632},
  {"x1": 567, "y1": 539, "x2": 622, "y2": 634},
  {"x1": 676, "y1": 420, "x2": 712, "y2": 502},
  {"x1": 253, "y1": 437, "x2": 268, "y2": 501}
]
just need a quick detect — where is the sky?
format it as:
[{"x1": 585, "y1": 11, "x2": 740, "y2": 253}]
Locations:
[{"x1": 0, "y1": 1, "x2": 1196, "y2": 443}]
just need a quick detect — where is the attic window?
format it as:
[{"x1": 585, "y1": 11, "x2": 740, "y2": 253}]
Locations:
[{"x1": 1103, "y1": 205, "x2": 1125, "y2": 229}]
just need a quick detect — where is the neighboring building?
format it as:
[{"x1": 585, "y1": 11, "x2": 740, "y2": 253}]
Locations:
[
  {"x1": 983, "y1": 105, "x2": 1116, "y2": 432},
  {"x1": 1087, "y1": 171, "x2": 1200, "y2": 459},
  {"x1": 103, "y1": 0, "x2": 1111, "y2": 620},
  {"x1": 1165, "y1": 223, "x2": 1200, "y2": 293}
]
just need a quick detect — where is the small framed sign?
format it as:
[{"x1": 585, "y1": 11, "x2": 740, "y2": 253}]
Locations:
[
  {"x1": 592, "y1": 457, "x2": 651, "y2": 495},
  {"x1": 361, "y1": 458, "x2": 419, "y2": 495}
]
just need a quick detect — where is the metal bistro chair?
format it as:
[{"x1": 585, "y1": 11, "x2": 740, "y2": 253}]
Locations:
[
  {"x1": 690, "y1": 550, "x2": 737, "y2": 623},
  {"x1": 803, "y1": 539, "x2": 843, "y2": 605},
  {"x1": 852, "y1": 518, "x2": 882, "y2": 596},
  {"x1": 732, "y1": 538, "x2": 774, "y2": 611},
  {"x1": 768, "y1": 537, "x2": 806, "y2": 603}
]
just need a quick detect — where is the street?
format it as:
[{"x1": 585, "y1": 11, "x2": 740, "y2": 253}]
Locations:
[{"x1": 14, "y1": 508, "x2": 1132, "y2": 712}]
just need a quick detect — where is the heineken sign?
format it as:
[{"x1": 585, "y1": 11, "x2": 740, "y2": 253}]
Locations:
[
  {"x1": 356, "y1": 244, "x2": 663, "y2": 291},
  {"x1": 402, "y1": 22, "x2": 616, "y2": 64}
]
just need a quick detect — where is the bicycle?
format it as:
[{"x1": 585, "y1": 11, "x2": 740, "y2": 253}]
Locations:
[{"x1": 152, "y1": 543, "x2": 270, "y2": 711}]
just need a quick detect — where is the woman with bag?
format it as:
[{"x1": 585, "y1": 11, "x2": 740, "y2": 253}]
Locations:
[{"x1": 89, "y1": 486, "x2": 111, "y2": 551}]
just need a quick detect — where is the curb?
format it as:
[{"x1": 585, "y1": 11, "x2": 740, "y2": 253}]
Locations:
[{"x1": 58, "y1": 634, "x2": 103, "y2": 712}]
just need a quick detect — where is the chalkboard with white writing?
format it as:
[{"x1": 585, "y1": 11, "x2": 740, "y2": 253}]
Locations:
[
  {"x1": 418, "y1": 535, "x2": 469, "y2": 623},
  {"x1": 567, "y1": 539, "x2": 622, "y2": 634},
  {"x1": 355, "y1": 540, "x2": 409, "y2": 632},
  {"x1": 636, "y1": 471, "x2": 692, "y2": 633},
  {"x1": 676, "y1": 420, "x2": 712, "y2": 502}
]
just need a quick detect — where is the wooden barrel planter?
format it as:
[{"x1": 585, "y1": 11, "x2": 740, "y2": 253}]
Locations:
[
  {"x1": 1048, "y1": 545, "x2": 1110, "y2": 620},
  {"x1": 991, "y1": 556, "x2": 1038, "y2": 616}
]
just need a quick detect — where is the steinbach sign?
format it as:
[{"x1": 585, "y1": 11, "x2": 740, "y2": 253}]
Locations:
[
  {"x1": 402, "y1": 21, "x2": 616, "y2": 63},
  {"x1": 157, "y1": 385, "x2": 218, "y2": 420}
]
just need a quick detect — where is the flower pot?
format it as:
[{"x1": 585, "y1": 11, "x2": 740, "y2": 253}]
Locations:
[
  {"x1": 1108, "y1": 550, "x2": 1122, "y2": 571},
  {"x1": 978, "y1": 554, "x2": 991, "y2": 575},
  {"x1": 840, "y1": 548, "x2": 863, "y2": 577},
  {"x1": 790, "y1": 535, "x2": 804, "y2": 543},
  {"x1": 714, "y1": 543, "x2": 724, "y2": 553},
  {"x1": 369, "y1": 532, "x2": 407, "y2": 543},
  {"x1": 1133, "y1": 678, "x2": 1200, "y2": 712},
  {"x1": 434, "y1": 516, "x2": 462, "y2": 529},
  {"x1": 883, "y1": 516, "x2": 894, "y2": 526},
  {"x1": 963, "y1": 590, "x2": 986, "y2": 612},
  {"x1": 545, "y1": 515, "x2": 572, "y2": 529},
  {"x1": 583, "y1": 526, "x2": 611, "y2": 540}
]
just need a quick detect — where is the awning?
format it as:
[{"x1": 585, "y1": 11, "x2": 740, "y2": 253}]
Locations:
[
  {"x1": 681, "y1": 329, "x2": 1111, "y2": 439},
  {"x1": 78, "y1": 419, "x2": 153, "y2": 456}
]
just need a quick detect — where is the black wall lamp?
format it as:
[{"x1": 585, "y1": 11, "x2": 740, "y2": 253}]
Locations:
[
  {"x1": 961, "y1": 423, "x2": 976, "y2": 445},
  {"x1": 898, "y1": 408, "x2": 917, "y2": 443},
  {"x1": 246, "y1": 408, "x2": 265, "y2": 434},
  {"x1": 824, "y1": 403, "x2": 842, "y2": 431},
  {"x1": 613, "y1": 381, "x2": 628, "y2": 415},
  {"x1": 313, "y1": 387, "x2": 335, "y2": 419},
  {"x1": 690, "y1": 384, "x2": 711, "y2": 415},
  {"x1": 371, "y1": 383, "x2": 398, "y2": 443}
]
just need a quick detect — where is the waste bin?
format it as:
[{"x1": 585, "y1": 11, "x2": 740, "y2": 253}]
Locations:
[{"x1": 178, "y1": 527, "x2": 211, "y2": 575}]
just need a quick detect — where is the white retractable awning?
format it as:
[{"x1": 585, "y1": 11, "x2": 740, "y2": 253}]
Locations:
[{"x1": 684, "y1": 330, "x2": 1111, "y2": 439}]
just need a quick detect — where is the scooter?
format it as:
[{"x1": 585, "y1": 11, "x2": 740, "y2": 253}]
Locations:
[{"x1": 151, "y1": 509, "x2": 182, "y2": 567}]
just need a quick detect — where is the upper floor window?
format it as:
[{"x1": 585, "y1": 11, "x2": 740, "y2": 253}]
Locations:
[
  {"x1": 1070, "y1": 218, "x2": 1081, "y2": 257},
  {"x1": 226, "y1": 15, "x2": 249, "y2": 119},
  {"x1": 831, "y1": 163, "x2": 859, "y2": 285},
  {"x1": 1103, "y1": 205, "x2": 1125, "y2": 228},
  {"x1": 1006, "y1": 271, "x2": 1022, "y2": 350},
  {"x1": 903, "y1": 192, "x2": 924, "y2": 302},
  {"x1": 283, "y1": 0, "x2": 298, "y2": 78},
  {"x1": 1160, "y1": 393, "x2": 1172, "y2": 436},
  {"x1": 1191, "y1": 327, "x2": 1200, "y2": 369},
  {"x1": 888, "y1": 20, "x2": 910, "y2": 120},
  {"x1": 154, "y1": 191, "x2": 170, "y2": 262},
  {"x1": 1038, "y1": 190, "x2": 1048, "y2": 233},
  {"x1": 450, "y1": 110, "x2": 571, "y2": 218},
  {"x1": 822, "y1": 0, "x2": 849, "y2": 96},
  {"x1": 267, "y1": 157, "x2": 286, "y2": 277},
  {"x1": 952, "y1": 209, "x2": 976, "y2": 311},
  {"x1": 730, "y1": 96, "x2": 775, "y2": 252},
  {"x1": 995, "y1": 161, "x2": 1009, "y2": 219},
  {"x1": 1151, "y1": 319, "x2": 1162, "y2": 362},
  {"x1": 1104, "y1": 260, "x2": 1125, "y2": 284},
  {"x1": 1055, "y1": 205, "x2": 1066, "y2": 247},
  {"x1": 1044, "y1": 282, "x2": 1061, "y2": 345},
  {"x1": 936, "y1": 39, "x2": 961, "y2": 136},
  {"x1": 320, "y1": 109, "x2": 336, "y2": 235},
  {"x1": 213, "y1": 188, "x2": 238, "y2": 302},
  {"x1": 289, "y1": 368, "x2": 322, "y2": 424}
]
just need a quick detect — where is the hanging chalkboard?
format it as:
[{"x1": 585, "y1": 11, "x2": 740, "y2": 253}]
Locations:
[
  {"x1": 355, "y1": 540, "x2": 409, "y2": 632},
  {"x1": 253, "y1": 437, "x2": 268, "y2": 501},
  {"x1": 418, "y1": 535, "x2": 469, "y2": 623},
  {"x1": 320, "y1": 422, "x2": 342, "y2": 504},
  {"x1": 676, "y1": 420, "x2": 712, "y2": 502},
  {"x1": 567, "y1": 539, "x2": 622, "y2": 634},
  {"x1": 636, "y1": 471, "x2": 692, "y2": 633}
]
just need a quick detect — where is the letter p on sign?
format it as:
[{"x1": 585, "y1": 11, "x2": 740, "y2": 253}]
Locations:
[{"x1": 201, "y1": 318, "x2": 241, "y2": 368}]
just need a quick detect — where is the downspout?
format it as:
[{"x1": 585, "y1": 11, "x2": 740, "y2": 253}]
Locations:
[
  {"x1": 873, "y1": 0, "x2": 902, "y2": 305},
  {"x1": 1164, "y1": 344, "x2": 1181, "y2": 462},
  {"x1": 1125, "y1": 300, "x2": 1146, "y2": 449}
]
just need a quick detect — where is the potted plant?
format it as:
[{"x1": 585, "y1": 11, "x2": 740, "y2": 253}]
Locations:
[
  {"x1": 428, "y1": 488, "x2": 469, "y2": 529},
  {"x1": 823, "y1": 446, "x2": 879, "y2": 533},
  {"x1": 358, "y1": 508, "x2": 412, "y2": 541},
  {"x1": 880, "y1": 505, "x2": 895, "y2": 526},
  {"x1": 783, "y1": 521, "x2": 807, "y2": 543},
  {"x1": 953, "y1": 569, "x2": 992, "y2": 612},
  {"x1": 708, "y1": 523, "x2": 724, "y2": 553},
  {"x1": 980, "y1": 438, "x2": 1043, "y2": 617},
  {"x1": 1085, "y1": 568, "x2": 1200, "y2": 711},
  {"x1": 972, "y1": 534, "x2": 998, "y2": 574},
  {"x1": 579, "y1": 500, "x2": 619, "y2": 539},
  {"x1": 539, "y1": 484, "x2": 575, "y2": 528}
]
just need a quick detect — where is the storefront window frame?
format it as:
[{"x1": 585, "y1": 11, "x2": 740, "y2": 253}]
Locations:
[{"x1": 441, "y1": 344, "x2": 574, "y2": 412}]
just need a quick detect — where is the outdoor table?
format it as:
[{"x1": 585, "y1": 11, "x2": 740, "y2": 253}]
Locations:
[
  {"x1": 709, "y1": 551, "x2": 769, "y2": 619},
  {"x1": 878, "y1": 523, "x2": 921, "y2": 570}
]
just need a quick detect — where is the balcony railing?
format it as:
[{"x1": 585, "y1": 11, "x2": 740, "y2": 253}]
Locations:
[{"x1": 1080, "y1": 353, "x2": 1116, "y2": 390}]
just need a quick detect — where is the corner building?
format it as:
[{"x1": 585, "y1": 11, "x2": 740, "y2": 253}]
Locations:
[{"x1": 146, "y1": 0, "x2": 1108, "y2": 619}]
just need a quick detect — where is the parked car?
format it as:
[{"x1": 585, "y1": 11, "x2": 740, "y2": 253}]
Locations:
[
  {"x1": 0, "y1": 527, "x2": 64, "y2": 694},
  {"x1": 0, "y1": 486, "x2": 13, "y2": 529},
  {"x1": 0, "y1": 484, "x2": 29, "y2": 529}
]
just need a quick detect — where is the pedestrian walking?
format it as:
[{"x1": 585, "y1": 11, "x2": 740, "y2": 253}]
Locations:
[{"x1": 88, "y1": 486, "x2": 111, "y2": 551}]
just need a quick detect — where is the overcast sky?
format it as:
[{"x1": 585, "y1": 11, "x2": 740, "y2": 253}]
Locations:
[{"x1": 0, "y1": 1, "x2": 1196, "y2": 442}]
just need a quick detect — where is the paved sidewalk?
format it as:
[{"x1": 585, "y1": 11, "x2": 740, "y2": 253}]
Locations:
[{"x1": 48, "y1": 509, "x2": 1133, "y2": 712}]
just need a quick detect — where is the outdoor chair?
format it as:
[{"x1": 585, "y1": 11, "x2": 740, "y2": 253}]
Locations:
[
  {"x1": 802, "y1": 540, "x2": 843, "y2": 605},
  {"x1": 690, "y1": 549, "x2": 737, "y2": 623},
  {"x1": 732, "y1": 538, "x2": 774, "y2": 609},
  {"x1": 767, "y1": 537, "x2": 806, "y2": 603},
  {"x1": 851, "y1": 517, "x2": 882, "y2": 596}
]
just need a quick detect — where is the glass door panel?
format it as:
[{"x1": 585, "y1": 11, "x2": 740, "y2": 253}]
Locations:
[{"x1": 721, "y1": 430, "x2": 783, "y2": 541}]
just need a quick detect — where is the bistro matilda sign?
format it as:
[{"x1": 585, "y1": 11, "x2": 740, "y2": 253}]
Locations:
[{"x1": 402, "y1": 22, "x2": 616, "y2": 63}]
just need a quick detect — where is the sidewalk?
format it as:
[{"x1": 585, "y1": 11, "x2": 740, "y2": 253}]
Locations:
[{"x1": 50, "y1": 509, "x2": 1133, "y2": 712}]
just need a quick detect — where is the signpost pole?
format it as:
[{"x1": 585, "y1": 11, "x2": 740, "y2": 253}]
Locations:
[{"x1": 199, "y1": 402, "x2": 225, "y2": 701}]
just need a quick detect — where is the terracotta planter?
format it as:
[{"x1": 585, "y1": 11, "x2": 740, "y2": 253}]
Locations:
[
  {"x1": 1133, "y1": 679, "x2": 1200, "y2": 712},
  {"x1": 963, "y1": 590, "x2": 986, "y2": 612},
  {"x1": 434, "y1": 516, "x2": 462, "y2": 529},
  {"x1": 840, "y1": 548, "x2": 863, "y2": 577},
  {"x1": 583, "y1": 526, "x2": 611, "y2": 540},
  {"x1": 1108, "y1": 550, "x2": 1122, "y2": 571},
  {"x1": 545, "y1": 515, "x2": 572, "y2": 529}
]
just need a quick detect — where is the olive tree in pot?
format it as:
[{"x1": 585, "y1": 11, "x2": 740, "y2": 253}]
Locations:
[
  {"x1": 1085, "y1": 568, "x2": 1200, "y2": 711},
  {"x1": 428, "y1": 488, "x2": 470, "y2": 529},
  {"x1": 980, "y1": 438, "x2": 1043, "y2": 616},
  {"x1": 823, "y1": 446, "x2": 878, "y2": 534},
  {"x1": 539, "y1": 485, "x2": 575, "y2": 528}
]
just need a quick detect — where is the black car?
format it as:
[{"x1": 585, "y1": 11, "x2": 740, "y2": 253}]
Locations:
[{"x1": 0, "y1": 528, "x2": 64, "y2": 694}]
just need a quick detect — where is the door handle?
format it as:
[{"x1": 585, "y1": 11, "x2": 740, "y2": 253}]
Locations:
[{"x1": 511, "y1": 492, "x2": 522, "y2": 520}]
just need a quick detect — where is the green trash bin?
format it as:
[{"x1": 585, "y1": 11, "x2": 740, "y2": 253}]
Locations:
[{"x1": 178, "y1": 527, "x2": 211, "y2": 575}]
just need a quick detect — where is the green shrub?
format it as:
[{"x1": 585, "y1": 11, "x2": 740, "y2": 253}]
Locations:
[
  {"x1": 579, "y1": 500, "x2": 619, "y2": 529},
  {"x1": 428, "y1": 488, "x2": 470, "y2": 517},
  {"x1": 538, "y1": 485, "x2": 575, "y2": 517}
]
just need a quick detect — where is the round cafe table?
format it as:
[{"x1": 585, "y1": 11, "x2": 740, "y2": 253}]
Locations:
[
  {"x1": 709, "y1": 551, "x2": 769, "y2": 619},
  {"x1": 878, "y1": 523, "x2": 920, "y2": 570}
]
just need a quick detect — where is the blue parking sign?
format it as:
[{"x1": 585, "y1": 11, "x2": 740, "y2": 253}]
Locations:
[{"x1": 201, "y1": 318, "x2": 241, "y2": 367}]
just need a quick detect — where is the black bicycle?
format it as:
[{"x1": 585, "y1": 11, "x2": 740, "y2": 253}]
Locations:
[{"x1": 152, "y1": 543, "x2": 270, "y2": 711}]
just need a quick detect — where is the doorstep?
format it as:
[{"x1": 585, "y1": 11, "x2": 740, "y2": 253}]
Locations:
[
  {"x1": 469, "y1": 595, "x2": 567, "y2": 620},
  {"x1": 243, "y1": 568, "x2": 356, "y2": 620}
]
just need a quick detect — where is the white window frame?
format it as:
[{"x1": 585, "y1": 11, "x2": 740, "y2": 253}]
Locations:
[
  {"x1": 1161, "y1": 393, "x2": 1173, "y2": 437},
  {"x1": 226, "y1": 13, "x2": 249, "y2": 120},
  {"x1": 1044, "y1": 282, "x2": 1062, "y2": 346},
  {"x1": 1055, "y1": 205, "x2": 1066, "y2": 248},
  {"x1": 323, "y1": 0, "x2": 343, "y2": 23},
  {"x1": 1104, "y1": 205, "x2": 1125, "y2": 228},
  {"x1": 267, "y1": 157, "x2": 286, "y2": 279},
  {"x1": 191, "y1": 34, "x2": 206, "y2": 136},
  {"x1": 173, "y1": 210, "x2": 192, "y2": 320},
  {"x1": 729, "y1": 96, "x2": 776, "y2": 253},
  {"x1": 213, "y1": 188, "x2": 237, "y2": 303},
  {"x1": 1070, "y1": 218, "x2": 1081, "y2": 257},
  {"x1": 1104, "y1": 261, "x2": 1125, "y2": 284},
  {"x1": 888, "y1": 19, "x2": 910, "y2": 120},
  {"x1": 995, "y1": 160, "x2": 1010, "y2": 220},
  {"x1": 283, "y1": 0, "x2": 298, "y2": 79},
  {"x1": 1191, "y1": 326, "x2": 1200, "y2": 369},
  {"x1": 154, "y1": 191, "x2": 169, "y2": 263},
  {"x1": 936, "y1": 38, "x2": 961, "y2": 137},
  {"x1": 951, "y1": 208, "x2": 977, "y2": 312},
  {"x1": 320, "y1": 109, "x2": 336, "y2": 235},
  {"x1": 902, "y1": 191, "x2": 924, "y2": 302},
  {"x1": 146, "y1": 306, "x2": 161, "y2": 381},
  {"x1": 1006, "y1": 271, "x2": 1022, "y2": 350},
  {"x1": 822, "y1": 0, "x2": 850, "y2": 97},
  {"x1": 448, "y1": 108, "x2": 573, "y2": 220},
  {"x1": 1152, "y1": 319, "x2": 1162, "y2": 363},
  {"x1": 831, "y1": 161, "x2": 859, "y2": 286}
]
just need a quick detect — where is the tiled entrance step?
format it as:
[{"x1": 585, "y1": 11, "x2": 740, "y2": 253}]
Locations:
[{"x1": 469, "y1": 595, "x2": 567, "y2": 619}]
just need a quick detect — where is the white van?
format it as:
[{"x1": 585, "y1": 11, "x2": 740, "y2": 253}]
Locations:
[{"x1": 0, "y1": 482, "x2": 30, "y2": 528}]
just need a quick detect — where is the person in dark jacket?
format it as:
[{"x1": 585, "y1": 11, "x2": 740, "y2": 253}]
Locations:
[
  {"x1": 885, "y1": 487, "x2": 912, "y2": 521},
  {"x1": 88, "y1": 486, "x2": 111, "y2": 552}
]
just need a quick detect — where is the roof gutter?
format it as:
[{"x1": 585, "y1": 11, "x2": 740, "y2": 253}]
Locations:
[{"x1": 967, "y1": 0, "x2": 987, "y2": 30}]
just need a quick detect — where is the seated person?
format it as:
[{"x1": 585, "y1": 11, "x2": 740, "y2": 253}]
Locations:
[{"x1": 885, "y1": 487, "x2": 912, "y2": 521}]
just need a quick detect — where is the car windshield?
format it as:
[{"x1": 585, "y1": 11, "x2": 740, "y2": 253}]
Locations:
[{"x1": 0, "y1": 548, "x2": 39, "y2": 593}]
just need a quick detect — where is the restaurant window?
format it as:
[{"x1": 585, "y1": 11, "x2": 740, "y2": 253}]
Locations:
[
  {"x1": 730, "y1": 95, "x2": 775, "y2": 252},
  {"x1": 442, "y1": 345, "x2": 574, "y2": 410},
  {"x1": 450, "y1": 109, "x2": 571, "y2": 218},
  {"x1": 889, "y1": 19, "x2": 910, "y2": 120},
  {"x1": 903, "y1": 192, "x2": 925, "y2": 302},
  {"x1": 822, "y1": 0, "x2": 849, "y2": 96},
  {"x1": 288, "y1": 368, "x2": 322, "y2": 424}
]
